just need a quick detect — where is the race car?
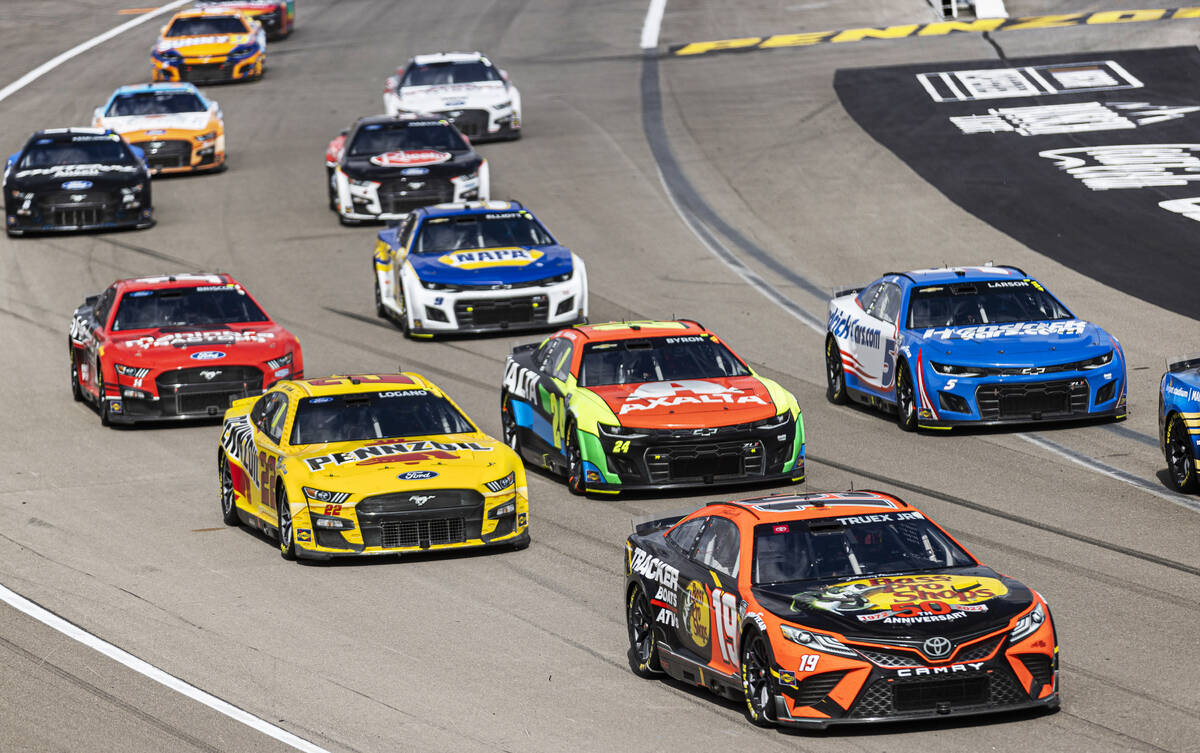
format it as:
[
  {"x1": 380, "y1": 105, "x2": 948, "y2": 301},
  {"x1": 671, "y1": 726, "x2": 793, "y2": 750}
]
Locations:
[
  {"x1": 92, "y1": 83, "x2": 225, "y2": 174},
  {"x1": 825, "y1": 265, "x2": 1126, "y2": 430},
  {"x1": 624, "y1": 490, "x2": 1059, "y2": 727},
  {"x1": 383, "y1": 52, "x2": 521, "y2": 141},
  {"x1": 1159, "y1": 353, "x2": 1200, "y2": 492},
  {"x1": 69, "y1": 273, "x2": 301, "y2": 425},
  {"x1": 217, "y1": 373, "x2": 530, "y2": 560},
  {"x1": 325, "y1": 113, "x2": 489, "y2": 224},
  {"x1": 152, "y1": 7, "x2": 265, "y2": 84},
  {"x1": 193, "y1": 0, "x2": 294, "y2": 40},
  {"x1": 4, "y1": 128, "x2": 152, "y2": 236},
  {"x1": 500, "y1": 320, "x2": 804, "y2": 494},
  {"x1": 372, "y1": 200, "x2": 586, "y2": 336}
]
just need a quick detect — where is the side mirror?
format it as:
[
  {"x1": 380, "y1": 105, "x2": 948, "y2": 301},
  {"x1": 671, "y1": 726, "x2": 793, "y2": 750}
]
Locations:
[
  {"x1": 340, "y1": 128, "x2": 349, "y2": 136},
  {"x1": 5, "y1": 151, "x2": 19, "y2": 172},
  {"x1": 84, "y1": 294, "x2": 99, "y2": 307}
]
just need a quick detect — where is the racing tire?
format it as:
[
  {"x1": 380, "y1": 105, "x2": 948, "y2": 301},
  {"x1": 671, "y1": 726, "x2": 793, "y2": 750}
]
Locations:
[
  {"x1": 501, "y1": 393, "x2": 521, "y2": 454},
  {"x1": 277, "y1": 486, "x2": 297, "y2": 561},
  {"x1": 626, "y1": 586, "x2": 661, "y2": 678},
  {"x1": 326, "y1": 167, "x2": 337, "y2": 211},
  {"x1": 895, "y1": 361, "x2": 917, "y2": 433},
  {"x1": 374, "y1": 277, "x2": 387, "y2": 318},
  {"x1": 564, "y1": 420, "x2": 586, "y2": 496},
  {"x1": 69, "y1": 344, "x2": 82, "y2": 402},
  {"x1": 96, "y1": 358, "x2": 111, "y2": 427},
  {"x1": 1165, "y1": 414, "x2": 1199, "y2": 493},
  {"x1": 739, "y1": 629, "x2": 776, "y2": 728},
  {"x1": 825, "y1": 337, "x2": 848, "y2": 405},
  {"x1": 219, "y1": 452, "x2": 240, "y2": 526},
  {"x1": 395, "y1": 281, "x2": 412, "y2": 336}
]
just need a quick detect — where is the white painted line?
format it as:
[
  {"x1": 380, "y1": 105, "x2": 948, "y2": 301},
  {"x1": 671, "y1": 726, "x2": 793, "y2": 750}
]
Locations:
[
  {"x1": 641, "y1": 0, "x2": 667, "y2": 49},
  {"x1": 0, "y1": 0, "x2": 191, "y2": 106},
  {"x1": 0, "y1": 582, "x2": 333, "y2": 753}
]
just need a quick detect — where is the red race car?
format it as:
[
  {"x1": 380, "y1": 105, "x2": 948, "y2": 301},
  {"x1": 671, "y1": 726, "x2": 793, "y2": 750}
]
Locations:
[{"x1": 68, "y1": 273, "x2": 302, "y2": 425}]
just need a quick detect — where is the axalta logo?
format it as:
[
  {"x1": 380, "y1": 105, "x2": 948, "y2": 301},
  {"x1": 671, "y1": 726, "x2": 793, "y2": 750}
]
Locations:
[
  {"x1": 438, "y1": 247, "x2": 544, "y2": 270},
  {"x1": 369, "y1": 150, "x2": 451, "y2": 167},
  {"x1": 922, "y1": 321, "x2": 1088, "y2": 340},
  {"x1": 619, "y1": 380, "x2": 768, "y2": 415}
]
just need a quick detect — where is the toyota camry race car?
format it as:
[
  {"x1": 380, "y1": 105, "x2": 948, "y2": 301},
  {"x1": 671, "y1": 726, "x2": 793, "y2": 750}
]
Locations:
[
  {"x1": 1160, "y1": 353, "x2": 1200, "y2": 492},
  {"x1": 218, "y1": 373, "x2": 530, "y2": 560},
  {"x1": 152, "y1": 8, "x2": 265, "y2": 83},
  {"x1": 624, "y1": 490, "x2": 1059, "y2": 727},
  {"x1": 825, "y1": 265, "x2": 1126, "y2": 430},
  {"x1": 194, "y1": 0, "x2": 294, "y2": 40},
  {"x1": 383, "y1": 52, "x2": 521, "y2": 141},
  {"x1": 69, "y1": 273, "x2": 302, "y2": 425},
  {"x1": 326, "y1": 114, "x2": 488, "y2": 223},
  {"x1": 373, "y1": 200, "x2": 586, "y2": 336},
  {"x1": 93, "y1": 83, "x2": 225, "y2": 174},
  {"x1": 500, "y1": 320, "x2": 804, "y2": 494},
  {"x1": 4, "y1": 128, "x2": 152, "y2": 236}
]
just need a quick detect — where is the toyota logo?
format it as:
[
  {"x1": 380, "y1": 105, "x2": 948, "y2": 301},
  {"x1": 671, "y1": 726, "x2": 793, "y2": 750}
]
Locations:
[{"x1": 923, "y1": 637, "x2": 953, "y2": 659}]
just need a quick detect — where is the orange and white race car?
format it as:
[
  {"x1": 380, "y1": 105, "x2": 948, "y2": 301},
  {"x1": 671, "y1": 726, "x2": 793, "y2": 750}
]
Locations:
[{"x1": 93, "y1": 83, "x2": 225, "y2": 174}]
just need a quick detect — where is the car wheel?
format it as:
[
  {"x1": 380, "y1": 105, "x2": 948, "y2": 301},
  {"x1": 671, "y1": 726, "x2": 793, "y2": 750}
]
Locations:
[
  {"x1": 740, "y1": 629, "x2": 776, "y2": 727},
  {"x1": 374, "y1": 277, "x2": 386, "y2": 318},
  {"x1": 1166, "y1": 414, "x2": 1199, "y2": 492},
  {"x1": 626, "y1": 586, "x2": 661, "y2": 677},
  {"x1": 895, "y1": 362, "x2": 917, "y2": 432},
  {"x1": 396, "y1": 281, "x2": 411, "y2": 336},
  {"x1": 564, "y1": 420, "x2": 586, "y2": 495},
  {"x1": 219, "y1": 452, "x2": 240, "y2": 526},
  {"x1": 825, "y1": 337, "x2": 848, "y2": 405},
  {"x1": 96, "y1": 358, "x2": 111, "y2": 427},
  {"x1": 277, "y1": 486, "x2": 297, "y2": 560},
  {"x1": 501, "y1": 393, "x2": 521, "y2": 454},
  {"x1": 69, "y1": 344, "x2": 82, "y2": 402},
  {"x1": 326, "y1": 167, "x2": 337, "y2": 211}
]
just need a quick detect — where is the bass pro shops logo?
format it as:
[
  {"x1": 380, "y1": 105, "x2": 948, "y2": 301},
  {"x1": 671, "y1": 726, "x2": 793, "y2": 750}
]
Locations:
[{"x1": 619, "y1": 380, "x2": 768, "y2": 415}]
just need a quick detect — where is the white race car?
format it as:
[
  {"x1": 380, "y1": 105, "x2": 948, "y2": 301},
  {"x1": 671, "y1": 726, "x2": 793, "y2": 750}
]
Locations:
[{"x1": 383, "y1": 52, "x2": 521, "y2": 142}]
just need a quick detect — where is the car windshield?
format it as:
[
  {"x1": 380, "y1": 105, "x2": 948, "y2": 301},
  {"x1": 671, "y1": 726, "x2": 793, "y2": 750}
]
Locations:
[
  {"x1": 347, "y1": 122, "x2": 466, "y2": 156},
  {"x1": 908, "y1": 280, "x2": 1073, "y2": 329},
  {"x1": 413, "y1": 212, "x2": 554, "y2": 253},
  {"x1": 578, "y1": 337, "x2": 751, "y2": 387},
  {"x1": 752, "y1": 515, "x2": 975, "y2": 585},
  {"x1": 112, "y1": 286, "x2": 268, "y2": 330},
  {"x1": 401, "y1": 61, "x2": 500, "y2": 87},
  {"x1": 19, "y1": 135, "x2": 132, "y2": 168},
  {"x1": 290, "y1": 390, "x2": 474, "y2": 444},
  {"x1": 166, "y1": 16, "x2": 248, "y2": 35},
  {"x1": 107, "y1": 92, "x2": 206, "y2": 116}
]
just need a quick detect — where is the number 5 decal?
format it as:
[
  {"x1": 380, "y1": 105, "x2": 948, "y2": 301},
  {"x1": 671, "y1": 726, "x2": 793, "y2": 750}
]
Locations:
[{"x1": 712, "y1": 588, "x2": 739, "y2": 665}]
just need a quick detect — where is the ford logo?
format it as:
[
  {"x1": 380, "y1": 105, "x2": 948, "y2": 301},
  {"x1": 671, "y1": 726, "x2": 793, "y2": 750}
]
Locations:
[
  {"x1": 397, "y1": 470, "x2": 438, "y2": 481},
  {"x1": 401, "y1": 167, "x2": 429, "y2": 176},
  {"x1": 61, "y1": 180, "x2": 92, "y2": 190},
  {"x1": 190, "y1": 350, "x2": 227, "y2": 360}
]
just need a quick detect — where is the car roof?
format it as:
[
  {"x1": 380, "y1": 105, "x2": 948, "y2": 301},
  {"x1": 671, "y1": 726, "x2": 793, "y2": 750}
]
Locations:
[
  {"x1": 354, "y1": 113, "x2": 450, "y2": 128},
  {"x1": 410, "y1": 51, "x2": 488, "y2": 65},
  {"x1": 689, "y1": 490, "x2": 918, "y2": 525},
  {"x1": 284, "y1": 373, "x2": 442, "y2": 398},
  {"x1": 112, "y1": 82, "x2": 203, "y2": 97},
  {"x1": 414, "y1": 200, "x2": 527, "y2": 220},
  {"x1": 893, "y1": 265, "x2": 1029, "y2": 287},
  {"x1": 170, "y1": 7, "x2": 250, "y2": 18},
  {"x1": 565, "y1": 320, "x2": 709, "y2": 342},
  {"x1": 115, "y1": 272, "x2": 237, "y2": 292}
]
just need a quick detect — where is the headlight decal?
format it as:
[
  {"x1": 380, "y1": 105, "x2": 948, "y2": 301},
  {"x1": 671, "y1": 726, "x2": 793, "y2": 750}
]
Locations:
[{"x1": 484, "y1": 472, "x2": 515, "y2": 493}]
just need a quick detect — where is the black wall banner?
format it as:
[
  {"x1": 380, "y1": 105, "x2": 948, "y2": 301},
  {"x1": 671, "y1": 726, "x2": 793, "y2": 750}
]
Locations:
[{"x1": 835, "y1": 46, "x2": 1200, "y2": 321}]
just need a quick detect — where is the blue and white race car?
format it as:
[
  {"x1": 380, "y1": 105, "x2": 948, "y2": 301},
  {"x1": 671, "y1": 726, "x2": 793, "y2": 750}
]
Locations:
[
  {"x1": 372, "y1": 200, "x2": 587, "y2": 337},
  {"x1": 825, "y1": 265, "x2": 1126, "y2": 430},
  {"x1": 1159, "y1": 354, "x2": 1200, "y2": 492}
]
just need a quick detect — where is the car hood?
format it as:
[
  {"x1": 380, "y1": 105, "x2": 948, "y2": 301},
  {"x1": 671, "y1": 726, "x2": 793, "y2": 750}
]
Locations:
[
  {"x1": 585, "y1": 376, "x2": 777, "y2": 428},
  {"x1": 912, "y1": 319, "x2": 1114, "y2": 364},
  {"x1": 397, "y1": 81, "x2": 509, "y2": 109},
  {"x1": 340, "y1": 150, "x2": 479, "y2": 181},
  {"x1": 110, "y1": 323, "x2": 289, "y2": 364},
  {"x1": 407, "y1": 244, "x2": 573, "y2": 286},
  {"x1": 9, "y1": 163, "x2": 142, "y2": 190},
  {"x1": 753, "y1": 567, "x2": 1034, "y2": 641},
  {"x1": 291, "y1": 434, "x2": 509, "y2": 484},
  {"x1": 100, "y1": 112, "x2": 213, "y2": 134},
  {"x1": 158, "y1": 34, "x2": 251, "y2": 56}
]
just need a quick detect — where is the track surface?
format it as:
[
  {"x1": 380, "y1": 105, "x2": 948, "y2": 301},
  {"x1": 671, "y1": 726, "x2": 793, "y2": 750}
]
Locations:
[{"x1": 1, "y1": 1, "x2": 1198, "y2": 751}]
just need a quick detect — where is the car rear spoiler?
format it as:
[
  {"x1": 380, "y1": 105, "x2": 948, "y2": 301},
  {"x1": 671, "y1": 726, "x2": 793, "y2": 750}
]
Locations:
[
  {"x1": 632, "y1": 506, "x2": 700, "y2": 536},
  {"x1": 1167, "y1": 353, "x2": 1200, "y2": 372}
]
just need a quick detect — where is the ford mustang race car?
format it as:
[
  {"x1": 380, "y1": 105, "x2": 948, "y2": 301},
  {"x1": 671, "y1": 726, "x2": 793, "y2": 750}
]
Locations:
[
  {"x1": 826, "y1": 265, "x2": 1126, "y2": 430},
  {"x1": 218, "y1": 373, "x2": 530, "y2": 560},
  {"x1": 326, "y1": 113, "x2": 488, "y2": 224},
  {"x1": 93, "y1": 83, "x2": 225, "y2": 174},
  {"x1": 372, "y1": 200, "x2": 586, "y2": 336},
  {"x1": 383, "y1": 52, "x2": 521, "y2": 141},
  {"x1": 69, "y1": 273, "x2": 302, "y2": 425},
  {"x1": 4, "y1": 128, "x2": 152, "y2": 236},
  {"x1": 500, "y1": 320, "x2": 804, "y2": 494},
  {"x1": 194, "y1": 0, "x2": 294, "y2": 40},
  {"x1": 1160, "y1": 353, "x2": 1200, "y2": 492},
  {"x1": 624, "y1": 490, "x2": 1059, "y2": 727},
  {"x1": 152, "y1": 8, "x2": 265, "y2": 84}
]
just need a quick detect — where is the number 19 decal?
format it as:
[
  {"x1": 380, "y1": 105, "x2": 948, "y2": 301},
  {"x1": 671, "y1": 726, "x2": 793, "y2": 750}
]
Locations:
[{"x1": 712, "y1": 588, "x2": 739, "y2": 665}]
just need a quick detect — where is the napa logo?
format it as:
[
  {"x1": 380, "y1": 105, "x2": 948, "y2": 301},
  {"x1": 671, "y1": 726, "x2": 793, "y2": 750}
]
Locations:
[{"x1": 438, "y1": 247, "x2": 544, "y2": 270}]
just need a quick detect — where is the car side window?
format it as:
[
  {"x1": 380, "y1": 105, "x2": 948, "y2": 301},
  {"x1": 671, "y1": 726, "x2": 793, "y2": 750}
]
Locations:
[
  {"x1": 856, "y1": 282, "x2": 882, "y2": 312},
  {"x1": 869, "y1": 282, "x2": 902, "y2": 325},
  {"x1": 550, "y1": 341, "x2": 574, "y2": 381},
  {"x1": 693, "y1": 517, "x2": 741, "y2": 578},
  {"x1": 397, "y1": 216, "x2": 415, "y2": 249},
  {"x1": 666, "y1": 517, "x2": 706, "y2": 552},
  {"x1": 94, "y1": 286, "x2": 117, "y2": 328},
  {"x1": 263, "y1": 394, "x2": 289, "y2": 444},
  {"x1": 536, "y1": 339, "x2": 565, "y2": 376}
]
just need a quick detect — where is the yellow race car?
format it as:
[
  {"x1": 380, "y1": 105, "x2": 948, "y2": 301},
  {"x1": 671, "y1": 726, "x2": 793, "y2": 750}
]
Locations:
[
  {"x1": 217, "y1": 373, "x2": 530, "y2": 560},
  {"x1": 152, "y1": 8, "x2": 265, "y2": 84}
]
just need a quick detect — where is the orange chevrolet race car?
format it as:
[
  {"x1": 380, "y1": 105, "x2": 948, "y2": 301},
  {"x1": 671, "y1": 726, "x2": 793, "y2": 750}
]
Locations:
[
  {"x1": 152, "y1": 8, "x2": 266, "y2": 84},
  {"x1": 624, "y1": 491, "x2": 1059, "y2": 727}
]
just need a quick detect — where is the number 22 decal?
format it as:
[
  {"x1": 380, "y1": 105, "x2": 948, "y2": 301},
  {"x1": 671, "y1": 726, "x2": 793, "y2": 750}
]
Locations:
[{"x1": 712, "y1": 588, "x2": 739, "y2": 665}]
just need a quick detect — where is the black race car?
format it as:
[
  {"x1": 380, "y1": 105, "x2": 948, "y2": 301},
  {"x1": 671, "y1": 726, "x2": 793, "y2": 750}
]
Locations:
[{"x1": 4, "y1": 128, "x2": 153, "y2": 236}]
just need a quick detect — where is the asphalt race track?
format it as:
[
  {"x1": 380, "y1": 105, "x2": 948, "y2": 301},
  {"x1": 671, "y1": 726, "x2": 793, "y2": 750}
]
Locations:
[{"x1": 1, "y1": 1, "x2": 1199, "y2": 751}]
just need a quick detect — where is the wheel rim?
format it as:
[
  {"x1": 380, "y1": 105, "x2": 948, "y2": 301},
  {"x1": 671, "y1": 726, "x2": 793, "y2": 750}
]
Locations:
[
  {"x1": 501, "y1": 398, "x2": 519, "y2": 450},
  {"x1": 743, "y1": 635, "x2": 771, "y2": 716},
  {"x1": 826, "y1": 340, "x2": 843, "y2": 395},
  {"x1": 220, "y1": 456, "x2": 235, "y2": 517},
  {"x1": 1168, "y1": 421, "x2": 1192, "y2": 484},
  {"x1": 566, "y1": 430, "x2": 582, "y2": 486},
  {"x1": 629, "y1": 591, "x2": 653, "y2": 662},
  {"x1": 898, "y1": 370, "x2": 914, "y2": 421},
  {"x1": 278, "y1": 493, "x2": 292, "y2": 549}
]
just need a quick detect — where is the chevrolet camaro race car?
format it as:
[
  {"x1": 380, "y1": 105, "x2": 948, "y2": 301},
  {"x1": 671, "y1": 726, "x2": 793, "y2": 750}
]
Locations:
[
  {"x1": 383, "y1": 52, "x2": 521, "y2": 141},
  {"x1": 1160, "y1": 353, "x2": 1200, "y2": 492},
  {"x1": 194, "y1": 0, "x2": 294, "y2": 40},
  {"x1": 69, "y1": 273, "x2": 302, "y2": 425},
  {"x1": 826, "y1": 265, "x2": 1126, "y2": 430},
  {"x1": 372, "y1": 200, "x2": 586, "y2": 336},
  {"x1": 218, "y1": 373, "x2": 530, "y2": 560},
  {"x1": 152, "y1": 8, "x2": 265, "y2": 84},
  {"x1": 500, "y1": 320, "x2": 804, "y2": 494},
  {"x1": 93, "y1": 83, "x2": 225, "y2": 174},
  {"x1": 325, "y1": 113, "x2": 489, "y2": 223},
  {"x1": 624, "y1": 490, "x2": 1059, "y2": 727},
  {"x1": 4, "y1": 128, "x2": 152, "y2": 236}
]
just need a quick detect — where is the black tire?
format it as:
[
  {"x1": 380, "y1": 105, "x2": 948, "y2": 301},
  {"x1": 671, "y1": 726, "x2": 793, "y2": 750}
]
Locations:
[
  {"x1": 564, "y1": 420, "x2": 586, "y2": 495},
  {"x1": 626, "y1": 586, "x2": 661, "y2": 677},
  {"x1": 277, "y1": 486, "x2": 297, "y2": 560},
  {"x1": 374, "y1": 276, "x2": 387, "y2": 318},
  {"x1": 825, "y1": 337, "x2": 848, "y2": 405},
  {"x1": 500, "y1": 393, "x2": 521, "y2": 454},
  {"x1": 395, "y1": 280, "x2": 411, "y2": 336},
  {"x1": 895, "y1": 361, "x2": 917, "y2": 432},
  {"x1": 69, "y1": 344, "x2": 83, "y2": 402},
  {"x1": 326, "y1": 167, "x2": 337, "y2": 211},
  {"x1": 219, "y1": 452, "x2": 239, "y2": 526},
  {"x1": 96, "y1": 358, "x2": 111, "y2": 427},
  {"x1": 1165, "y1": 414, "x2": 1199, "y2": 493},
  {"x1": 739, "y1": 629, "x2": 776, "y2": 727}
]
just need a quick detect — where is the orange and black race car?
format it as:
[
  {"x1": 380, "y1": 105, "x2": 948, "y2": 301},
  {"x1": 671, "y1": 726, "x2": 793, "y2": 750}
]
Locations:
[{"x1": 624, "y1": 490, "x2": 1059, "y2": 727}]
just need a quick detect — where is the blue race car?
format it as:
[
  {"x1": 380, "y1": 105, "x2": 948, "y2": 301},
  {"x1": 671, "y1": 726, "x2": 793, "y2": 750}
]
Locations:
[
  {"x1": 1159, "y1": 354, "x2": 1200, "y2": 492},
  {"x1": 371, "y1": 200, "x2": 587, "y2": 337},
  {"x1": 825, "y1": 265, "x2": 1126, "y2": 431}
]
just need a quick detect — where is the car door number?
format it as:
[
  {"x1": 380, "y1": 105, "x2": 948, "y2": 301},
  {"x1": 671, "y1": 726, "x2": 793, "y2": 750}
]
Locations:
[{"x1": 712, "y1": 588, "x2": 739, "y2": 665}]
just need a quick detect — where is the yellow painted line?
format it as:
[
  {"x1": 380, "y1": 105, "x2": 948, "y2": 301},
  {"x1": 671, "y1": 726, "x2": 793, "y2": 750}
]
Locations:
[
  {"x1": 118, "y1": 7, "x2": 160, "y2": 13},
  {"x1": 919, "y1": 424, "x2": 953, "y2": 431},
  {"x1": 670, "y1": 7, "x2": 1200, "y2": 57},
  {"x1": 588, "y1": 488, "x2": 621, "y2": 495}
]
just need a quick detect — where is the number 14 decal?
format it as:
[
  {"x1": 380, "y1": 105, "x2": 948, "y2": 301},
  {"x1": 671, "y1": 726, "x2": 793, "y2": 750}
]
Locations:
[{"x1": 712, "y1": 588, "x2": 739, "y2": 665}]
